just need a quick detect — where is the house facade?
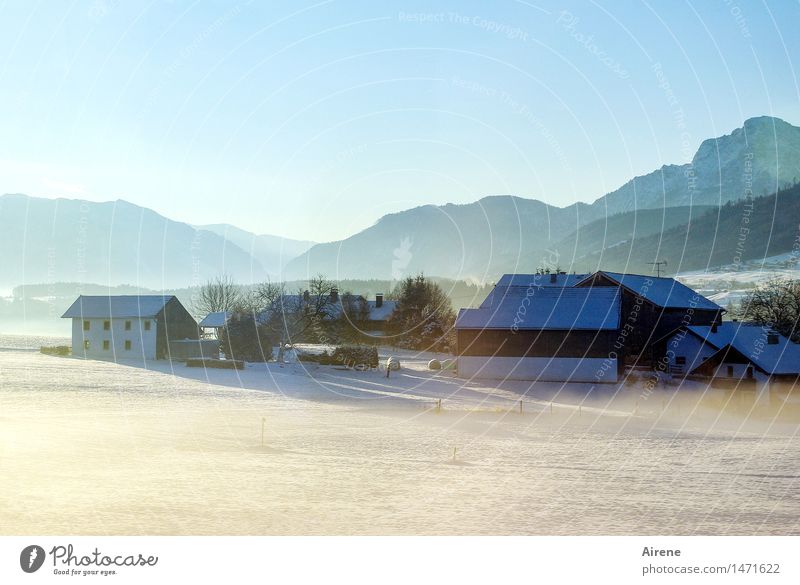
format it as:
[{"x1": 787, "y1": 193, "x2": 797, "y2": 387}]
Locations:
[{"x1": 62, "y1": 295, "x2": 199, "y2": 360}]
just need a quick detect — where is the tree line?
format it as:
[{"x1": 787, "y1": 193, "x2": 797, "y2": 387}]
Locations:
[{"x1": 194, "y1": 274, "x2": 456, "y2": 361}]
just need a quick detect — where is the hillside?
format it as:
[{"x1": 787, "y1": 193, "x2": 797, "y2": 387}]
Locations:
[{"x1": 583, "y1": 182, "x2": 800, "y2": 274}]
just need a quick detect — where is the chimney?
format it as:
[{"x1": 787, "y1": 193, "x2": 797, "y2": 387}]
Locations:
[
  {"x1": 375, "y1": 293, "x2": 384, "y2": 308},
  {"x1": 550, "y1": 273, "x2": 558, "y2": 284},
  {"x1": 330, "y1": 287, "x2": 338, "y2": 302},
  {"x1": 767, "y1": 332, "x2": 779, "y2": 345},
  {"x1": 303, "y1": 290, "x2": 310, "y2": 303}
]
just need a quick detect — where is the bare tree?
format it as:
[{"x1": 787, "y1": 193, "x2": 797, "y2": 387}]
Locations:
[
  {"x1": 737, "y1": 278, "x2": 800, "y2": 342},
  {"x1": 193, "y1": 275, "x2": 243, "y2": 317}
]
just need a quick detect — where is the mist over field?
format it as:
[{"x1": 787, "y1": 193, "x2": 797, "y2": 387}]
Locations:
[{"x1": 2, "y1": 345, "x2": 798, "y2": 535}]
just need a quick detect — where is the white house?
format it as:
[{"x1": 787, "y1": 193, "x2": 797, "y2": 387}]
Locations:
[{"x1": 62, "y1": 295, "x2": 200, "y2": 360}]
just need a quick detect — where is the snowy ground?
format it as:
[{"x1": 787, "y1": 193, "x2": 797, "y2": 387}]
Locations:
[{"x1": 1, "y1": 348, "x2": 799, "y2": 535}]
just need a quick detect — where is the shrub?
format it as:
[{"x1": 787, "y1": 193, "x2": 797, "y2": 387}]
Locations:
[
  {"x1": 40, "y1": 345, "x2": 70, "y2": 356},
  {"x1": 219, "y1": 312, "x2": 275, "y2": 363},
  {"x1": 331, "y1": 344, "x2": 379, "y2": 369}
]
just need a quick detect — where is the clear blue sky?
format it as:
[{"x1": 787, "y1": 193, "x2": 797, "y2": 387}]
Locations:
[{"x1": 1, "y1": 0, "x2": 798, "y2": 242}]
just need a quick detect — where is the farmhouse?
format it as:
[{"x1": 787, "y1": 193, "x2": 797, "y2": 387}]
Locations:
[
  {"x1": 62, "y1": 295, "x2": 201, "y2": 360},
  {"x1": 658, "y1": 322, "x2": 800, "y2": 408},
  {"x1": 456, "y1": 286, "x2": 621, "y2": 382},
  {"x1": 456, "y1": 270, "x2": 726, "y2": 382}
]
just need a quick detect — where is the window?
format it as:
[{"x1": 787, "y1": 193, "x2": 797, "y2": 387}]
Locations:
[
  {"x1": 103, "y1": 320, "x2": 110, "y2": 331},
  {"x1": 124, "y1": 340, "x2": 132, "y2": 351},
  {"x1": 144, "y1": 320, "x2": 151, "y2": 331},
  {"x1": 84, "y1": 340, "x2": 90, "y2": 350},
  {"x1": 675, "y1": 356, "x2": 686, "y2": 365},
  {"x1": 125, "y1": 320, "x2": 132, "y2": 331},
  {"x1": 103, "y1": 340, "x2": 110, "y2": 351},
  {"x1": 726, "y1": 365, "x2": 734, "y2": 378},
  {"x1": 83, "y1": 320, "x2": 90, "y2": 331}
]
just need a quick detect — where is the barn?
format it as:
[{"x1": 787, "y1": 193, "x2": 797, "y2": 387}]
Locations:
[
  {"x1": 575, "y1": 271, "x2": 724, "y2": 367},
  {"x1": 62, "y1": 295, "x2": 201, "y2": 360},
  {"x1": 456, "y1": 286, "x2": 621, "y2": 382}
]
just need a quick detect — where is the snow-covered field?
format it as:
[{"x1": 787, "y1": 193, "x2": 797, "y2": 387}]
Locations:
[{"x1": 1, "y1": 345, "x2": 799, "y2": 535}]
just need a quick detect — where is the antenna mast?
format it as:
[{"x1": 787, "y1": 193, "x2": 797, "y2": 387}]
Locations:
[{"x1": 647, "y1": 260, "x2": 668, "y2": 277}]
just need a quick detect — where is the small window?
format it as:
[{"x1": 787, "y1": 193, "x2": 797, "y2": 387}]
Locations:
[
  {"x1": 124, "y1": 340, "x2": 132, "y2": 351},
  {"x1": 103, "y1": 320, "x2": 110, "y2": 331},
  {"x1": 125, "y1": 320, "x2": 132, "y2": 331},
  {"x1": 83, "y1": 320, "x2": 90, "y2": 331},
  {"x1": 103, "y1": 340, "x2": 110, "y2": 351},
  {"x1": 727, "y1": 365, "x2": 734, "y2": 378},
  {"x1": 144, "y1": 321, "x2": 151, "y2": 331},
  {"x1": 675, "y1": 356, "x2": 686, "y2": 365},
  {"x1": 84, "y1": 340, "x2": 90, "y2": 350}
]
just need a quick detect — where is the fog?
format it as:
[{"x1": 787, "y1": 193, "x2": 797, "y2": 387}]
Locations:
[{"x1": 1, "y1": 347, "x2": 798, "y2": 535}]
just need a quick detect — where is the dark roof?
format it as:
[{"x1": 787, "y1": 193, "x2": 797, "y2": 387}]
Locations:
[
  {"x1": 62, "y1": 295, "x2": 174, "y2": 319},
  {"x1": 456, "y1": 287, "x2": 620, "y2": 331},
  {"x1": 578, "y1": 271, "x2": 722, "y2": 311}
]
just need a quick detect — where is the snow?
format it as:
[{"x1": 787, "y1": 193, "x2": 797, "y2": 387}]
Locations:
[
  {"x1": 589, "y1": 272, "x2": 722, "y2": 311},
  {"x1": 458, "y1": 287, "x2": 620, "y2": 330},
  {"x1": 199, "y1": 311, "x2": 230, "y2": 328},
  {"x1": 61, "y1": 295, "x2": 174, "y2": 318},
  {"x1": 2, "y1": 346, "x2": 799, "y2": 535},
  {"x1": 687, "y1": 323, "x2": 800, "y2": 375}
]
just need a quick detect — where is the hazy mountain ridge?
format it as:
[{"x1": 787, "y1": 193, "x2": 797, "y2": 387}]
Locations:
[
  {"x1": 3, "y1": 116, "x2": 799, "y2": 289},
  {"x1": 284, "y1": 116, "x2": 800, "y2": 280},
  {"x1": 0, "y1": 194, "x2": 311, "y2": 289}
]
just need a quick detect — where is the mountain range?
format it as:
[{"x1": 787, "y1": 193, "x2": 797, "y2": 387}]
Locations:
[
  {"x1": 1, "y1": 115, "x2": 799, "y2": 290},
  {"x1": 284, "y1": 116, "x2": 800, "y2": 280},
  {"x1": 0, "y1": 195, "x2": 313, "y2": 290}
]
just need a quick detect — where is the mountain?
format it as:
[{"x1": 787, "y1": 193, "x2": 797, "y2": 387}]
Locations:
[
  {"x1": 573, "y1": 182, "x2": 800, "y2": 275},
  {"x1": 284, "y1": 116, "x2": 800, "y2": 280},
  {"x1": 0, "y1": 194, "x2": 308, "y2": 289},
  {"x1": 282, "y1": 195, "x2": 600, "y2": 282},
  {"x1": 195, "y1": 223, "x2": 314, "y2": 276},
  {"x1": 592, "y1": 116, "x2": 800, "y2": 215}
]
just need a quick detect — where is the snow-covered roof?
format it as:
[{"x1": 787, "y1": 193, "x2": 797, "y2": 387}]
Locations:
[
  {"x1": 579, "y1": 271, "x2": 722, "y2": 311},
  {"x1": 686, "y1": 323, "x2": 800, "y2": 375},
  {"x1": 367, "y1": 299, "x2": 397, "y2": 321},
  {"x1": 481, "y1": 273, "x2": 590, "y2": 309},
  {"x1": 456, "y1": 287, "x2": 620, "y2": 330},
  {"x1": 260, "y1": 294, "x2": 397, "y2": 322},
  {"x1": 199, "y1": 311, "x2": 231, "y2": 328},
  {"x1": 62, "y1": 295, "x2": 173, "y2": 319},
  {"x1": 494, "y1": 273, "x2": 589, "y2": 288}
]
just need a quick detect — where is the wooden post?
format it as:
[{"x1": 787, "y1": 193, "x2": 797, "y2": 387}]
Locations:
[
  {"x1": 452, "y1": 447, "x2": 457, "y2": 461},
  {"x1": 261, "y1": 417, "x2": 265, "y2": 448},
  {"x1": 578, "y1": 405, "x2": 582, "y2": 417},
  {"x1": 550, "y1": 402, "x2": 553, "y2": 415},
  {"x1": 519, "y1": 400, "x2": 523, "y2": 415},
  {"x1": 437, "y1": 399, "x2": 442, "y2": 413}
]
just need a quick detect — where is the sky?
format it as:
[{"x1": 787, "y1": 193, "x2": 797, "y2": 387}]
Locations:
[{"x1": 1, "y1": 0, "x2": 799, "y2": 243}]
